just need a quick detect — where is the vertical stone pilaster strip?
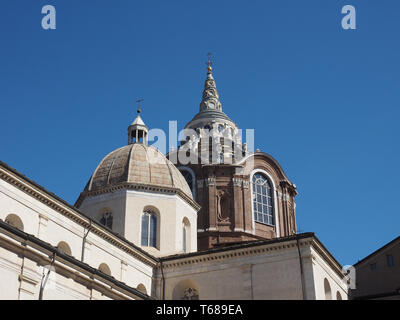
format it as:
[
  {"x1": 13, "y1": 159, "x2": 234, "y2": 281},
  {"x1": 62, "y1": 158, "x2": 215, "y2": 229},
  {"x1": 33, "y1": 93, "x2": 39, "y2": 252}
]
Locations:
[{"x1": 233, "y1": 177, "x2": 244, "y2": 231}]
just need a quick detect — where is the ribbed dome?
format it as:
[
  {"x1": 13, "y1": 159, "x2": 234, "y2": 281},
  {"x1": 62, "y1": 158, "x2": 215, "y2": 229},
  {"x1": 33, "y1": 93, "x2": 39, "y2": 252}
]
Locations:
[{"x1": 86, "y1": 144, "x2": 193, "y2": 199}]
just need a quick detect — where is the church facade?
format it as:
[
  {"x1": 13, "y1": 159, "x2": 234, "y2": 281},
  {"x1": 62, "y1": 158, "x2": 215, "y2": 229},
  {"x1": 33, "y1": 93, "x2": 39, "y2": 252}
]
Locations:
[{"x1": 0, "y1": 61, "x2": 348, "y2": 300}]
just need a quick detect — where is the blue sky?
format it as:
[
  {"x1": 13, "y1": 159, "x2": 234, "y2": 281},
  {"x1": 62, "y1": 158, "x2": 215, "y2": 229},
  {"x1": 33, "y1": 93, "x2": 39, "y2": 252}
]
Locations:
[{"x1": 1, "y1": 0, "x2": 399, "y2": 266}]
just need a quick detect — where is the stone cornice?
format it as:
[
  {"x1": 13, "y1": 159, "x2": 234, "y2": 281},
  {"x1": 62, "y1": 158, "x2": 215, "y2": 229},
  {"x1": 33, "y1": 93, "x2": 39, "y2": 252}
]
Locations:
[
  {"x1": 76, "y1": 182, "x2": 201, "y2": 212},
  {"x1": 160, "y1": 242, "x2": 306, "y2": 270},
  {"x1": 158, "y1": 234, "x2": 345, "y2": 280},
  {"x1": 0, "y1": 163, "x2": 158, "y2": 267},
  {"x1": 159, "y1": 234, "x2": 315, "y2": 269},
  {"x1": 309, "y1": 237, "x2": 346, "y2": 279}
]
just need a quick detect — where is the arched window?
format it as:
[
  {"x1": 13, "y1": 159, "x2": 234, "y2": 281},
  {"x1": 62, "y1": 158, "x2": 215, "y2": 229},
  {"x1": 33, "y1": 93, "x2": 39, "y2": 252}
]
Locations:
[
  {"x1": 179, "y1": 168, "x2": 195, "y2": 198},
  {"x1": 141, "y1": 211, "x2": 157, "y2": 248},
  {"x1": 57, "y1": 241, "x2": 72, "y2": 256},
  {"x1": 324, "y1": 278, "x2": 332, "y2": 300},
  {"x1": 182, "y1": 218, "x2": 191, "y2": 253},
  {"x1": 336, "y1": 291, "x2": 342, "y2": 300},
  {"x1": 182, "y1": 223, "x2": 187, "y2": 253},
  {"x1": 252, "y1": 173, "x2": 274, "y2": 225},
  {"x1": 5, "y1": 214, "x2": 24, "y2": 231},
  {"x1": 100, "y1": 211, "x2": 113, "y2": 229},
  {"x1": 98, "y1": 263, "x2": 111, "y2": 276}
]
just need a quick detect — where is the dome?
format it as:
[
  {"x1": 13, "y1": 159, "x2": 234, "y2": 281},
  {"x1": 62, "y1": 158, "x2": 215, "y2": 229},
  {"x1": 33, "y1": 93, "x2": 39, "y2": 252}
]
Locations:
[{"x1": 85, "y1": 143, "x2": 193, "y2": 200}]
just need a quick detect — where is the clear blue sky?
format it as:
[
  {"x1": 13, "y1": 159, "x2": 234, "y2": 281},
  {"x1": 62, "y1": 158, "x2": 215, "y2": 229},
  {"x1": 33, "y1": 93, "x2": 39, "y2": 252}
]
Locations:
[{"x1": 1, "y1": 0, "x2": 399, "y2": 266}]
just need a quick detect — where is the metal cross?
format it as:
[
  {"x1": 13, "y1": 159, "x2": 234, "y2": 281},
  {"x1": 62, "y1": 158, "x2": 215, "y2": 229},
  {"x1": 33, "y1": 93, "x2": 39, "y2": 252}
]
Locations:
[
  {"x1": 136, "y1": 98, "x2": 144, "y2": 114},
  {"x1": 206, "y1": 52, "x2": 212, "y2": 67}
]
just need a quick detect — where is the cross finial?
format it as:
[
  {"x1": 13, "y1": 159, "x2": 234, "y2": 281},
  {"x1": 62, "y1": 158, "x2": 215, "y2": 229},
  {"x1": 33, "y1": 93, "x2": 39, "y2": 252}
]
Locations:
[
  {"x1": 136, "y1": 98, "x2": 144, "y2": 114},
  {"x1": 206, "y1": 52, "x2": 212, "y2": 71}
]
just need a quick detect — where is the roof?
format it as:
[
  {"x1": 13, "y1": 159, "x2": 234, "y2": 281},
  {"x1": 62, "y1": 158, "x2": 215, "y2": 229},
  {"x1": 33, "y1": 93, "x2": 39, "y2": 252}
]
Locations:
[
  {"x1": 131, "y1": 114, "x2": 146, "y2": 127},
  {"x1": 160, "y1": 232, "x2": 316, "y2": 261},
  {"x1": 159, "y1": 232, "x2": 345, "y2": 278},
  {"x1": 84, "y1": 143, "x2": 193, "y2": 200},
  {"x1": 353, "y1": 235, "x2": 400, "y2": 267},
  {"x1": 0, "y1": 219, "x2": 153, "y2": 300},
  {"x1": 0, "y1": 160, "x2": 343, "y2": 278},
  {"x1": 0, "y1": 160, "x2": 158, "y2": 264}
]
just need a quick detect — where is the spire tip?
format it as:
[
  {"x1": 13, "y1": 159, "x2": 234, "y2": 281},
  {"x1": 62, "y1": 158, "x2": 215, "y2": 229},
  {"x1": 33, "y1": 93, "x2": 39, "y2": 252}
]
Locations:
[{"x1": 206, "y1": 52, "x2": 212, "y2": 72}]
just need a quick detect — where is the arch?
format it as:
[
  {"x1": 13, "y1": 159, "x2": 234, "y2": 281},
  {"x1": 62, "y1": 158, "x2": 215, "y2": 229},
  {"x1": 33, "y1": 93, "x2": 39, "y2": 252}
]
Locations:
[
  {"x1": 324, "y1": 278, "x2": 332, "y2": 300},
  {"x1": 99, "y1": 208, "x2": 113, "y2": 229},
  {"x1": 182, "y1": 217, "x2": 191, "y2": 253},
  {"x1": 172, "y1": 279, "x2": 199, "y2": 300},
  {"x1": 178, "y1": 166, "x2": 196, "y2": 199},
  {"x1": 136, "y1": 283, "x2": 147, "y2": 295},
  {"x1": 238, "y1": 152, "x2": 292, "y2": 182},
  {"x1": 98, "y1": 263, "x2": 112, "y2": 276},
  {"x1": 141, "y1": 207, "x2": 159, "y2": 249},
  {"x1": 5, "y1": 214, "x2": 24, "y2": 231},
  {"x1": 250, "y1": 170, "x2": 279, "y2": 235},
  {"x1": 57, "y1": 241, "x2": 72, "y2": 256},
  {"x1": 336, "y1": 291, "x2": 342, "y2": 300}
]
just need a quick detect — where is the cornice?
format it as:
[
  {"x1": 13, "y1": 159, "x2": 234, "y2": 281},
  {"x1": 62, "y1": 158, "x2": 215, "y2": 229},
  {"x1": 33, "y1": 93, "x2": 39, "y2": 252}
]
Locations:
[
  {"x1": 159, "y1": 236, "x2": 314, "y2": 269},
  {"x1": 76, "y1": 182, "x2": 201, "y2": 212},
  {"x1": 0, "y1": 164, "x2": 158, "y2": 267},
  {"x1": 309, "y1": 237, "x2": 346, "y2": 279}
]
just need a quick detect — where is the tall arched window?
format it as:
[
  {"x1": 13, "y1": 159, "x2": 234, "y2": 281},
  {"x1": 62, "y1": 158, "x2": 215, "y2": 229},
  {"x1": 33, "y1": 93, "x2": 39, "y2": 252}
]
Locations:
[
  {"x1": 182, "y1": 218, "x2": 191, "y2": 253},
  {"x1": 182, "y1": 222, "x2": 187, "y2": 253},
  {"x1": 179, "y1": 167, "x2": 195, "y2": 198},
  {"x1": 252, "y1": 173, "x2": 274, "y2": 225},
  {"x1": 141, "y1": 211, "x2": 157, "y2": 248}
]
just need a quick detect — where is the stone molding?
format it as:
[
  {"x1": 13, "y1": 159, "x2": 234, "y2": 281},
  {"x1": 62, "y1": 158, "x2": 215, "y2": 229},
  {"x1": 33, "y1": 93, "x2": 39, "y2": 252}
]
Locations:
[
  {"x1": 158, "y1": 235, "x2": 345, "y2": 279},
  {"x1": 205, "y1": 177, "x2": 215, "y2": 186},
  {"x1": 77, "y1": 182, "x2": 201, "y2": 212},
  {"x1": 0, "y1": 165, "x2": 157, "y2": 267},
  {"x1": 232, "y1": 177, "x2": 242, "y2": 187}
]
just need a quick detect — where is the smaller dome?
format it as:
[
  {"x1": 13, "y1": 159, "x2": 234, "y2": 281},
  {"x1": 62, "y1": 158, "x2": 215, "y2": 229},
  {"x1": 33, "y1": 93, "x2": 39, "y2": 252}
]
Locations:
[{"x1": 86, "y1": 144, "x2": 193, "y2": 200}]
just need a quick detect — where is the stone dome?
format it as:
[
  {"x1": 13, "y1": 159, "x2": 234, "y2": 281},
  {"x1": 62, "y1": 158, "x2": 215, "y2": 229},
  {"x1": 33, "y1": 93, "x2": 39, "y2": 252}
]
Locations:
[{"x1": 85, "y1": 143, "x2": 193, "y2": 200}]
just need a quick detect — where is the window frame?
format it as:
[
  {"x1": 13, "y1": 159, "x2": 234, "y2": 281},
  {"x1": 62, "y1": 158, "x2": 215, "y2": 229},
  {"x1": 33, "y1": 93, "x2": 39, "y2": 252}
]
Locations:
[
  {"x1": 386, "y1": 254, "x2": 395, "y2": 267},
  {"x1": 182, "y1": 222, "x2": 187, "y2": 253},
  {"x1": 250, "y1": 169, "x2": 279, "y2": 234},
  {"x1": 178, "y1": 166, "x2": 196, "y2": 199},
  {"x1": 141, "y1": 211, "x2": 158, "y2": 248}
]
